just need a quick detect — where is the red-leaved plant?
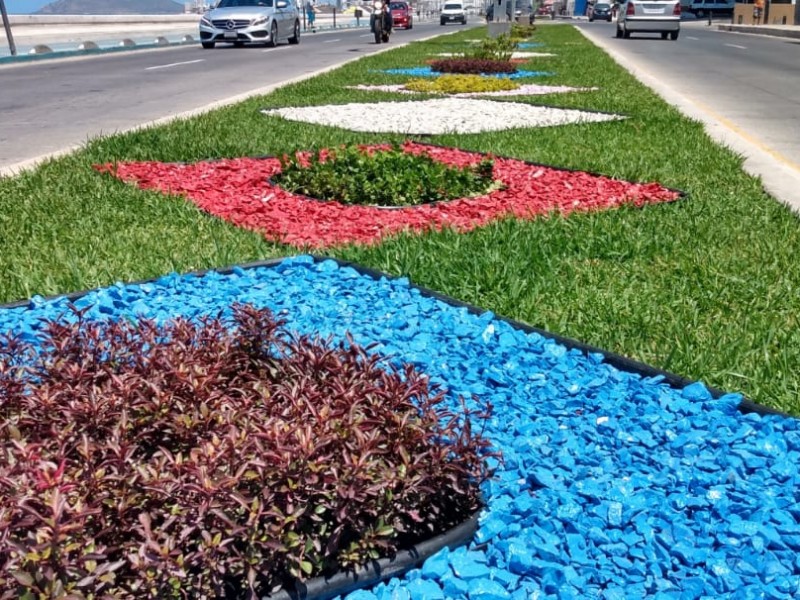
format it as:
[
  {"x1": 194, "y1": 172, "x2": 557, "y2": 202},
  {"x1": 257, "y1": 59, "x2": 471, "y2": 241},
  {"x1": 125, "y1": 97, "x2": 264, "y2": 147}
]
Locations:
[
  {"x1": 429, "y1": 58, "x2": 518, "y2": 75},
  {"x1": 0, "y1": 305, "x2": 495, "y2": 599}
]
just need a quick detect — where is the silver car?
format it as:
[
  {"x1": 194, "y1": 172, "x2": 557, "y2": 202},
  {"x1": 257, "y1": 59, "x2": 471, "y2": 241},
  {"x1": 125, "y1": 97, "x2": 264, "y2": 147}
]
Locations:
[
  {"x1": 614, "y1": 0, "x2": 681, "y2": 39},
  {"x1": 199, "y1": 0, "x2": 301, "y2": 49}
]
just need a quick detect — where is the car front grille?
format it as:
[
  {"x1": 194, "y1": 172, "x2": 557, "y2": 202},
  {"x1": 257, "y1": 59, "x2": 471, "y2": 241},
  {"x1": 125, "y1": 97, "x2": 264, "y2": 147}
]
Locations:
[{"x1": 211, "y1": 19, "x2": 251, "y2": 29}]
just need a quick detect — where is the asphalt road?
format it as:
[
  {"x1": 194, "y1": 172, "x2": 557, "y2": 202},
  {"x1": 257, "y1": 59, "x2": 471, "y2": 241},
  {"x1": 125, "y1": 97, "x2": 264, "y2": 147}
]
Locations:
[
  {"x1": 578, "y1": 19, "x2": 800, "y2": 208},
  {"x1": 0, "y1": 21, "x2": 460, "y2": 173}
]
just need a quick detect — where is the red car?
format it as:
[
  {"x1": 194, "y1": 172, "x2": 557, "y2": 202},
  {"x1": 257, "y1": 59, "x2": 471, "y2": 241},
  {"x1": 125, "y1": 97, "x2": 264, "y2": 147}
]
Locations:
[{"x1": 390, "y1": 1, "x2": 413, "y2": 28}]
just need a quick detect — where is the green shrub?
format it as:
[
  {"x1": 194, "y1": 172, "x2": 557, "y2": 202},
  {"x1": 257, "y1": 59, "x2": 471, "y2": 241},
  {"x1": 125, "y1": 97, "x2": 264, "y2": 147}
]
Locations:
[
  {"x1": 0, "y1": 305, "x2": 495, "y2": 598},
  {"x1": 274, "y1": 144, "x2": 497, "y2": 207},
  {"x1": 430, "y1": 57, "x2": 517, "y2": 75},
  {"x1": 405, "y1": 74, "x2": 520, "y2": 94},
  {"x1": 466, "y1": 34, "x2": 518, "y2": 61},
  {"x1": 510, "y1": 23, "x2": 536, "y2": 40}
]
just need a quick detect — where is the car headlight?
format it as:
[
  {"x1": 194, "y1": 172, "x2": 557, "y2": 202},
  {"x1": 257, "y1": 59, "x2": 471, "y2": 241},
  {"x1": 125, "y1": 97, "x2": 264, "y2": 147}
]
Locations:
[
  {"x1": 252, "y1": 16, "x2": 268, "y2": 26},
  {"x1": 200, "y1": 16, "x2": 213, "y2": 26}
]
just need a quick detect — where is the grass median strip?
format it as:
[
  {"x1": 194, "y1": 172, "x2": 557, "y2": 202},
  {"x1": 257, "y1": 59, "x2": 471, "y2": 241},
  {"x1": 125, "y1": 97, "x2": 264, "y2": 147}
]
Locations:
[{"x1": 2, "y1": 25, "x2": 800, "y2": 414}]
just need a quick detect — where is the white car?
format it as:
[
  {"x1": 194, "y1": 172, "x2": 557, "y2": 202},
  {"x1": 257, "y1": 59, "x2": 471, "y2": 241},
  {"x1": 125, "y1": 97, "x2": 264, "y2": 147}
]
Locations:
[
  {"x1": 615, "y1": 0, "x2": 681, "y2": 39},
  {"x1": 441, "y1": 1, "x2": 467, "y2": 24},
  {"x1": 199, "y1": 0, "x2": 301, "y2": 49}
]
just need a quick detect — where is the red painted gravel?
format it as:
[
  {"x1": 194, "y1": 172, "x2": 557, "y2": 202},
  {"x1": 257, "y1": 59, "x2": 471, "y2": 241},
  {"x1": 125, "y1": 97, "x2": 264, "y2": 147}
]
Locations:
[{"x1": 96, "y1": 142, "x2": 681, "y2": 248}]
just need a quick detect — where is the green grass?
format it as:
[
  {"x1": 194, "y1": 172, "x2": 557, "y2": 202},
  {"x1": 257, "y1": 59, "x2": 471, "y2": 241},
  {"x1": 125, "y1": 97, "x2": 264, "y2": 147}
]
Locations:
[{"x1": 2, "y1": 25, "x2": 800, "y2": 413}]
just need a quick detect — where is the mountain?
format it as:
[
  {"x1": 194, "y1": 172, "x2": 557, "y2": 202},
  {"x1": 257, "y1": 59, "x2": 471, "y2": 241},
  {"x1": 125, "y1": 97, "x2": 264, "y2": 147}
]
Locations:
[{"x1": 35, "y1": 0, "x2": 186, "y2": 14}]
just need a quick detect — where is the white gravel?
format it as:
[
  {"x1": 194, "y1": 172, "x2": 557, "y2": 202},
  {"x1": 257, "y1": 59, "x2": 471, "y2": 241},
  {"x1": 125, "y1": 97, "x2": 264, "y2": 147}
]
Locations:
[
  {"x1": 347, "y1": 83, "x2": 598, "y2": 97},
  {"x1": 434, "y1": 51, "x2": 556, "y2": 58},
  {"x1": 262, "y1": 98, "x2": 622, "y2": 135}
]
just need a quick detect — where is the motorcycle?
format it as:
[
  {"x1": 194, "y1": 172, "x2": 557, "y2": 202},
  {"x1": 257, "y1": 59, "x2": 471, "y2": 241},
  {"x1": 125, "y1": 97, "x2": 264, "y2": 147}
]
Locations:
[{"x1": 370, "y1": 0, "x2": 392, "y2": 43}]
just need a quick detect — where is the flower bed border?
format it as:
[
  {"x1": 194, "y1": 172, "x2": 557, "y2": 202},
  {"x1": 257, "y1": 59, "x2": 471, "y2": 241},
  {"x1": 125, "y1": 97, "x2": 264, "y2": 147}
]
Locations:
[{"x1": 265, "y1": 509, "x2": 481, "y2": 600}]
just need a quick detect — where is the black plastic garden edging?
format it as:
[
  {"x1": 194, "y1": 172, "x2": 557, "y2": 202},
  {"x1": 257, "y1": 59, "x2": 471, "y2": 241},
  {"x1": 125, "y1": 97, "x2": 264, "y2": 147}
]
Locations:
[{"x1": 262, "y1": 509, "x2": 481, "y2": 600}]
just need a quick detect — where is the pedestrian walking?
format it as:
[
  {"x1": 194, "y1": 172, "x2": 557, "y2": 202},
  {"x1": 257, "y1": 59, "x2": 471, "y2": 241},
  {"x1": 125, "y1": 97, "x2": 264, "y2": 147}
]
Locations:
[{"x1": 307, "y1": 1, "x2": 317, "y2": 30}]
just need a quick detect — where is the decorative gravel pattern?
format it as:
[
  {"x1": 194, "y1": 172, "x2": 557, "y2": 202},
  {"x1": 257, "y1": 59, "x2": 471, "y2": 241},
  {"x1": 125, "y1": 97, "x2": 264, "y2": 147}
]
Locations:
[
  {"x1": 347, "y1": 83, "x2": 598, "y2": 97},
  {"x1": 261, "y1": 98, "x2": 621, "y2": 135},
  {"x1": 4, "y1": 256, "x2": 800, "y2": 599},
  {"x1": 379, "y1": 67, "x2": 553, "y2": 79},
  {"x1": 434, "y1": 52, "x2": 556, "y2": 58},
  {"x1": 97, "y1": 142, "x2": 678, "y2": 248}
]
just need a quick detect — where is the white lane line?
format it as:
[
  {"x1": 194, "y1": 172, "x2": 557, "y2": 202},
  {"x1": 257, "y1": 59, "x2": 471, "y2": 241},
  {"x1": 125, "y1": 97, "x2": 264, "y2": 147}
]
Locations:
[
  {"x1": 359, "y1": 33, "x2": 372, "y2": 37},
  {"x1": 725, "y1": 43, "x2": 747, "y2": 49},
  {"x1": 324, "y1": 38, "x2": 342, "y2": 43},
  {"x1": 145, "y1": 59, "x2": 205, "y2": 71},
  {"x1": 262, "y1": 47, "x2": 278, "y2": 52},
  {"x1": 687, "y1": 35, "x2": 699, "y2": 40}
]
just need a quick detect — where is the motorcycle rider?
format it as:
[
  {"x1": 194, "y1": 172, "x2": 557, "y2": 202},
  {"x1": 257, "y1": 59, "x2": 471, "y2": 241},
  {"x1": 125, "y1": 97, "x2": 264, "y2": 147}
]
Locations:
[{"x1": 370, "y1": 0, "x2": 393, "y2": 36}]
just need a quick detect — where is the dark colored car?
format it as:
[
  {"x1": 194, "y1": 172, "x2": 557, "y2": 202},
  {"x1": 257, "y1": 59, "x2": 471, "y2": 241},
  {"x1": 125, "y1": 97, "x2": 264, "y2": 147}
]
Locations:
[
  {"x1": 588, "y1": 1, "x2": 612, "y2": 20},
  {"x1": 390, "y1": 1, "x2": 413, "y2": 28}
]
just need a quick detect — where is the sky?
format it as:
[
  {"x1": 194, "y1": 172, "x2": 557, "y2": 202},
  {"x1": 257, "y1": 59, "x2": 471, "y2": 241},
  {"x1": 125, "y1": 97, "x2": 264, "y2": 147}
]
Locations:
[{"x1": 6, "y1": 0, "x2": 53, "y2": 12}]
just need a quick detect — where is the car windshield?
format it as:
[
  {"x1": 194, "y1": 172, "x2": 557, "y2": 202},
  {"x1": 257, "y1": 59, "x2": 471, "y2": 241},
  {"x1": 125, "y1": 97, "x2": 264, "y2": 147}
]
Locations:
[
  {"x1": 216, "y1": 0, "x2": 273, "y2": 7},
  {"x1": 595, "y1": 3, "x2": 610, "y2": 7},
  {"x1": 389, "y1": 2, "x2": 407, "y2": 8},
  {"x1": 444, "y1": 3, "x2": 461, "y2": 8}
]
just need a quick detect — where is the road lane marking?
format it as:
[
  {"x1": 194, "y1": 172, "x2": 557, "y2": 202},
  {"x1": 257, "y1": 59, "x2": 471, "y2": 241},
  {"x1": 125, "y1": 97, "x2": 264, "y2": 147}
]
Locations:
[
  {"x1": 359, "y1": 33, "x2": 372, "y2": 37},
  {"x1": 324, "y1": 38, "x2": 342, "y2": 43},
  {"x1": 687, "y1": 36, "x2": 699, "y2": 40},
  {"x1": 145, "y1": 59, "x2": 205, "y2": 71},
  {"x1": 262, "y1": 48, "x2": 278, "y2": 52},
  {"x1": 725, "y1": 43, "x2": 747, "y2": 49}
]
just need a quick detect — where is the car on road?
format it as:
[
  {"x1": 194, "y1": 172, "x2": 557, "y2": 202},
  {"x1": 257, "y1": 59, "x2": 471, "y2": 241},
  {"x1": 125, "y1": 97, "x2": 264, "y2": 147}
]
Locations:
[
  {"x1": 615, "y1": 0, "x2": 681, "y2": 39},
  {"x1": 588, "y1": 1, "x2": 613, "y2": 20},
  {"x1": 199, "y1": 0, "x2": 301, "y2": 49},
  {"x1": 390, "y1": 1, "x2": 413, "y2": 29},
  {"x1": 440, "y1": 1, "x2": 467, "y2": 24},
  {"x1": 687, "y1": 0, "x2": 734, "y2": 16}
]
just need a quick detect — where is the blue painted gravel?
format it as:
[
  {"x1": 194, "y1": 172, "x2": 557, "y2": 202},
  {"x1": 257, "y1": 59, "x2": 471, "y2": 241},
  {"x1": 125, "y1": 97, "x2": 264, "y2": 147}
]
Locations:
[
  {"x1": 3, "y1": 257, "x2": 800, "y2": 599},
  {"x1": 517, "y1": 42, "x2": 544, "y2": 49},
  {"x1": 379, "y1": 67, "x2": 553, "y2": 79}
]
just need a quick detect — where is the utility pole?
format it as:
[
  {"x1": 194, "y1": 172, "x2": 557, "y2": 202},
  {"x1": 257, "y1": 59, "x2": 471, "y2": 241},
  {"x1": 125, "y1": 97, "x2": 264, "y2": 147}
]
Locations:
[{"x1": 0, "y1": 0, "x2": 16, "y2": 56}]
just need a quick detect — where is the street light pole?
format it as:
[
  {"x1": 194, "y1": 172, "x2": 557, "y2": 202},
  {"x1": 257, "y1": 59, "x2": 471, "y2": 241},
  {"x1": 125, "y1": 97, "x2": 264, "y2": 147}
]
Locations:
[{"x1": 0, "y1": 0, "x2": 16, "y2": 56}]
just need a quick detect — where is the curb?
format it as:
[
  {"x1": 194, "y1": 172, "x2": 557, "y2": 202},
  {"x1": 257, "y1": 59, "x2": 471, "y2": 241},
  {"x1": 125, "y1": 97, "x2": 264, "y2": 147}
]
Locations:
[{"x1": 717, "y1": 23, "x2": 800, "y2": 39}]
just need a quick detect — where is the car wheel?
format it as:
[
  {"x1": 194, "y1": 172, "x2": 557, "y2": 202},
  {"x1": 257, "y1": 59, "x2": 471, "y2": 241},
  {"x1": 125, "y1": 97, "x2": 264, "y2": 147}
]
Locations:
[
  {"x1": 289, "y1": 20, "x2": 300, "y2": 44},
  {"x1": 201, "y1": 41, "x2": 215, "y2": 49},
  {"x1": 661, "y1": 31, "x2": 668, "y2": 39},
  {"x1": 268, "y1": 21, "x2": 279, "y2": 47},
  {"x1": 615, "y1": 25, "x2": 622, "y2": 37},
  {"x1": 623, "y1": 25, "x2": 631, "y2": 38},
  {"x1": 589, "y1": 16, "x2": 594, "y2": 21},
  {"x1": 440, "y1": 19, "x2": 445, "y2": 25},
  {"x1": 670, "y1": 29, "x2": 679, "y2": 40}
]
